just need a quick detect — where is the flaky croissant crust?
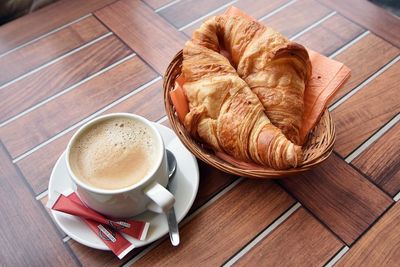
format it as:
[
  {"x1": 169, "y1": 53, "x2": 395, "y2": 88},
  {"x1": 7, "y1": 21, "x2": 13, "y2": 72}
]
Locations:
[
  {"x1": 191, "y1": 15, "x2": 312, "y2": 144},
  {"x1": 182, "y1": 41, "x2": 302, "y2": 169}
]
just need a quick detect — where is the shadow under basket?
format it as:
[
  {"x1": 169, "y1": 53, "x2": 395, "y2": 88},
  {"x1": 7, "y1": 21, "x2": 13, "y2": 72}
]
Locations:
[{"x1": 164, "y1": 50, "x2": 336, "y2": 179}]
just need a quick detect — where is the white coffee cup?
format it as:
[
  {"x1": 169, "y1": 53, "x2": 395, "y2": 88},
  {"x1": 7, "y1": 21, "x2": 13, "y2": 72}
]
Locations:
[{"x1": 65, "y1": 113, "x2": 175, "y2": 218}]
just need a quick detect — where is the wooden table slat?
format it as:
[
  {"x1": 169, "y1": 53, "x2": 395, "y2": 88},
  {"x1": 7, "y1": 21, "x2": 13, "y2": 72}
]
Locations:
[
  {"x1": 0, "y1": 16, "x2": 109, "y2": 86},
  {"x1": 181, "y1": 0, "x2": 290, "y2": 37},
  {"x1": 280, "y1": 154, "x2": 393, "y2": 245},
  {"x1": 332, "y1": 33, "x2": 399, "y2": 103},
  {"x1": 234, "y1": 0, "x2": 290, "y2": 21},
  {"x1": 94, "y1": 0, "x2": 187, "y2": 74},
  {"x1": 0, "y1": 56, "x2": 158, "y2": 158},
  {"x1": 317, "y1": 0, "x2": 400, "y2": 48},
  {"x1": 262, "y1": 0, "x2": 332, "y2": 37},
  {"x1": 0, "y1": 0, "x2": 118, "y2": 55},
  {"x1": 134, "y1": 180, "x2": 295, "y2": 266},
  {"x1": 39, "y1": 195, "x2": 68, "y2": 237},
  {"x1": 67, "y1": 240, "x2": 120, "y2": 266},
  {"x1": 191, "y1": 160, "x2": 237, "y2": 211},
  {"x1": 142, "y1": 0, "x2": 175, "y2": 10},
  {"x1": 0, "y1": 35, "x2": 132, "y2": 124},
  {"x1": 333, "y1": 61, "x2": 400, "y2": 157},
  {"x1": 0, "y1": 143, "x2": 77, "y2": 266},
  {"x1": 294, "y1": 14, "x2": 365, "y2": 56},
  {"x1": 353, "y1": 123, "x2": 400, "y2": 196},
  {"x1": 158, "y1": 0, "x2": 232, "y2": 28},
  {"x1": 236, "y1": 208, "x2": 343, "y2": 266},
  {"x1": 337, "y1": 202, "x2": 400, "y2": 266}
]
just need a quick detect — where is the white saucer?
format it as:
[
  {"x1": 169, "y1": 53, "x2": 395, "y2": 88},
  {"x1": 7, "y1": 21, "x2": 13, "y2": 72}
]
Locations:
[{"x1": 48, "y1": 123, "x2": 199, "y2": 250}]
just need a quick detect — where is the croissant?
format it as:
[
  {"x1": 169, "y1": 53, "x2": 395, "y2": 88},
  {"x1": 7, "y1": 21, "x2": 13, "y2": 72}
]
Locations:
[
  {"x1": 191, "y1": 15, "x2": 312, "y2": 144},
  {"x1": 182, "y1": 41, "x2": 302, "y2": 169}
]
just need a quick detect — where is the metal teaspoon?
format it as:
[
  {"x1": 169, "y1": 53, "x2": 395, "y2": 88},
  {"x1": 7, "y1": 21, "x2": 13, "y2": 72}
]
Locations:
[{"x1": 166, "y1": 149, "x2": 179, "y2": 246}]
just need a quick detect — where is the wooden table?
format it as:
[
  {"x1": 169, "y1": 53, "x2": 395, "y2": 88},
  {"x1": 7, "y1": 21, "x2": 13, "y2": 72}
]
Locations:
[{"x1": 0, "y1": 0, "x2": 399, "y2": 266}]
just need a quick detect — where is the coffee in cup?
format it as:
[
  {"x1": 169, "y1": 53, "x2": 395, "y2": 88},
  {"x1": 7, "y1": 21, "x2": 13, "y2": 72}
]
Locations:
[
  {"x1": 66, "y1": 113, "x2": 174, "y2": 218},
  {"x1": 69, "y1": 117, "x2": 157, "y2": 190}
]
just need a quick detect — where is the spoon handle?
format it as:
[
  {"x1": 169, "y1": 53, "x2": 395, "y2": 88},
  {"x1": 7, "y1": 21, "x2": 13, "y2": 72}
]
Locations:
[{"x1": 166, "y1": 207, "x2": 180, "y2": 246}]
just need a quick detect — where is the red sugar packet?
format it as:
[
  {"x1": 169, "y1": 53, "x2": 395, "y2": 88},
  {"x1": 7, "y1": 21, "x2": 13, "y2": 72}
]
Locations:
[
  {"x1": 47, "y1": 191, "x2": 135, "y2": 259},
  {"x1": 47, "y1": 190, "x2": 151, "y2": 259},
  {"x1": 69, "y1": 190, "x2": 149, "y2": 241},
  {"x1": 47, "y1": 189, "x2": 149, "y2": 241}
]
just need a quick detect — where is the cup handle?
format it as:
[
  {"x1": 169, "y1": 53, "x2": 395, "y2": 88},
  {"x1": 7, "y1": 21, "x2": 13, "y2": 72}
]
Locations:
[{"x1": 144, "y1": 182, "x2": 175, "y2": 213}]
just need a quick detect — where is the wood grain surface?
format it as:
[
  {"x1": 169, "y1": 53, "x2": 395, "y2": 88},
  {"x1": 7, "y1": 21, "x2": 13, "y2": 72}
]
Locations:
[
  {"x1": 332, "y1": 34, "x2": 399, "y2": 102},
  {"x1": 143, "y1": 0, "x2": 174, "y2": 9},
  {"x1": 333, "y1": 61, "x2": 400, "y2": 157},
  {"x1": 353, "y1": 123, "x2": 400, "y2": 196},
  {"x1": 235, "y1": 0, "x2": 290, "y2": 20},
  {"x1": 318, "y1": 0, "x2": 400, "y2": 48},
  {"x1": 158, "y1": 0, "x2": 232, "y2": 28},
  {"x1": 104, "y1": 79, "x2": 165, "y2": 118},
  {"x1": 182, "y1": 0, "x2": 289, "y2": 37},
  {"x1": 0, "y1": 35, "x2": 132, "y2": 123},
  {"x1": 295, "y1": 14, "x2": 365, "y2": 55},
  {"x1": 67, "y1": 240, "x2": 120, "y2": 266},
  {"x1": 191, "y1": 160, "x2": 237, "y2": 211},
  {"x1": 0, "y1": 143, "x2": 76, "y2": 266},
  {"x1": 94, "y1": 0, "x2": 186, "y2": 74},
  {"x1": 17, "y1": 80, "x2": 165, "y2": 194},
  {"x1": 236, "y1": 208, "x2": 343, "y2": 266},
  {"x1": 0, "y1": 0, "x2": 117, "y2": 55},
  {"x1": 262, "y1": 0, "x2": 332, "y2": 37},
  {"x1": 0, "y1": 16, "x2": 108, "y2": 86},
  {"x1": 280, "y1": 154, "x2": 393, "y2": 245},
  {"x1": 18, "y1": 131, "x2": 73, "y2": 195},
  {"x1": 337, "y1": 202, "x2": 400, "y2": 266},
  {"x1": 39, "y1": 195, "x2": 68, "y2": 238},
  {"x1": 0, "y1": 0, "x2": 399, "y2": 265},
  {"x1": 135, "y1": 181, "x2": 295, "y2": 266},
  {"x1": 0, "y1": 56, "x2": 157, "y2": 158}
]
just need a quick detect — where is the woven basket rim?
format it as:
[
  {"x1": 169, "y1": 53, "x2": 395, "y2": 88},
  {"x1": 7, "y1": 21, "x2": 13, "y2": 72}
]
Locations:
[{"x1": 163, "y1": 50, "x2": 335, "y2": 178}]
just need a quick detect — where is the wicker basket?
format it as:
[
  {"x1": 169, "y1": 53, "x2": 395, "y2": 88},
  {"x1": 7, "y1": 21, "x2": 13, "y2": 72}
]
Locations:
[{"x1": 163, "y1": 50, "x2": 335, "y2": 178}]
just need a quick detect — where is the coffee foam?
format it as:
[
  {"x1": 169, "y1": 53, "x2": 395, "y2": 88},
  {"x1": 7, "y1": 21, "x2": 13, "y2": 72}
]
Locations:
[{"x1": 69, "y1": 117, "x2": 157, "y2": 190}]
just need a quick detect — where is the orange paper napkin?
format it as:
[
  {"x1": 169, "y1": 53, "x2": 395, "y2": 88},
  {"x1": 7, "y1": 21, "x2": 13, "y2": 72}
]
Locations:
[{"x1": 301, "y1": 50, "x2": 350, "y2": 143}]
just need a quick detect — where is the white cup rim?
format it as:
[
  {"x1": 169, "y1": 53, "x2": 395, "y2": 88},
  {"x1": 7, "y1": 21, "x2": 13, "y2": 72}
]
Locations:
[{"x1": 65, "y1": 113, "x2": 164, "y2": 195}]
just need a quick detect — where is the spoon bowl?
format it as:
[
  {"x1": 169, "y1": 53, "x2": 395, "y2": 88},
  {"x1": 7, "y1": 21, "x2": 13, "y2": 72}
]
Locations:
[{"x1": 167, "y1": 149, "x2": 177, "y2": 179}]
